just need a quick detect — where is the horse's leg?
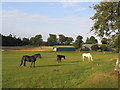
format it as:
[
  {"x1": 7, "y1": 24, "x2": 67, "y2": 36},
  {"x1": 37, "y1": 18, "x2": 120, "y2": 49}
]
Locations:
[
  {"x1": 91, "y1": 56, "x2": 93, "y2": 61},
  {"x1": 33, "y1": 62, "x2": 35, "y2": 68},
  {"x1": 83, "y1": 56, "x2": 85, "y2": 61},
  {"x1": 24, "y1": 61, "x2": 26, "y2": 67},
  {"x1": 57, "y1": 58, "x2": 59, "y2": 63},
  {"x1": 60, "y1": 59, "x2": 61, "y2": 63},
  {"x1": 88, "y1": 57, "x2": 90, "y2": 62},
  {"x1": 31, "y1": 62, "x2": 33, "y2": 68}
]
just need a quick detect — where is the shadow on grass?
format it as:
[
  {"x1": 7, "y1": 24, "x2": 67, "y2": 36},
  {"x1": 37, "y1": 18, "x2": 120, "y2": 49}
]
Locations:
[
  {"x1": 35, "y1": 64, "x2": 75, "y2": 68},
  {"x1": 69, "y1": 60, "x2": 82, "y2": 63}
]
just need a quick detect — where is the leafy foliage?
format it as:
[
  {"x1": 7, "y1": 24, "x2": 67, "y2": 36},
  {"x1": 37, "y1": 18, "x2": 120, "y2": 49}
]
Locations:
[
  {"x1": 58, "y1": 34, "x2": 66, "y2": 45},
  {"x1": 64, "y1": 37, "x2": 74, "y2": 45},
  {"x1": 47, "y1": 34, "x2": 57, "y2": 46},
  {"x1": 85, "y1": 36, "x2": 98, "y2": 44},
  {"x1": 100, "y1": 44, "x2": 108, "y2": 51},
  {"x1": 101, "y1": 38, "x2": 108, "y2": 44},
  {"x1": 30, "y1": 34, "x2": 43, "y2": 46},
  {"x1": 73, "y1": 35, "x2": 83, "y2": 49},
  {"x1": 91, "y1": 45, "x2": 99, "y2": 51},
  {"x1": 91, "y1": 2, "x2": 120, "y2": 37}
]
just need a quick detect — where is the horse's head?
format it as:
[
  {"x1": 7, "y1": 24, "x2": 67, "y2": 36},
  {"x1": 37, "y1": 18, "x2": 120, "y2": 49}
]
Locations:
[
  {"x1": 38, "y1": 54, "x2": 42, "y2": 58},
  {"x1": 64, "y1": 56, "x2": 65, "y2": 59},
  {"x1": 35, "y1": 54, "x2": 42, "y2": 59}
]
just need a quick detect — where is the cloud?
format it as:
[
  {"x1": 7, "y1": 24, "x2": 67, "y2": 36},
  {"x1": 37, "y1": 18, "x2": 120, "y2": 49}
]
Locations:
[
  {"x1": 49, "y1": 2, "x2": 79, "y2": 8},
  {"x1": 3, "y1": 10, "x2": 93, "y2": 24},
  {"x1": 2, "y1": 9, "x2": 94, "y2": 41},
  {"x1": 73, "y1": 7, "x2": 88, "y2": 12},
  {"x1": 60, "y1": 2, "x2": 79, "y2": 8}
]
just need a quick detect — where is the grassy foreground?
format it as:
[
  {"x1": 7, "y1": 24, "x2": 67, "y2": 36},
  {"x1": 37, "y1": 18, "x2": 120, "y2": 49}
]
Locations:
[{"x1": 2, "y1": 51, "x2": 118, "y2": 88}]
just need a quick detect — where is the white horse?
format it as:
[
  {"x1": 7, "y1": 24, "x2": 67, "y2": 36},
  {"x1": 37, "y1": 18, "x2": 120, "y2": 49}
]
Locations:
[
  {"x1": 114, "y1": 58, "x2": 119, "y2": 71},
  {"x1": 82, "y1": 53, "x2": 93, "y2": 61}
]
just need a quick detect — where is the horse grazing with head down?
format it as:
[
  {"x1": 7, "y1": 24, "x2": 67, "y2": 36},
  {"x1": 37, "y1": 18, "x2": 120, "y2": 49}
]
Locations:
[
  {"x1": 20, "y1": 54, "x2": 42, "y2": 68},
  {"x1": 57, "y1": 55, "x2": 65, "y2": 63},
  {"x1": 82, "y1": 53, "x2": 93, "y2": 61}
]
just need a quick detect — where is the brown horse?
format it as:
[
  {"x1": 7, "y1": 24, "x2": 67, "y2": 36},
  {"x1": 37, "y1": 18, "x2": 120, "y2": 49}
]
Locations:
[{"x1": 20, "y1": 54, "x2": 42, "y2": 68}]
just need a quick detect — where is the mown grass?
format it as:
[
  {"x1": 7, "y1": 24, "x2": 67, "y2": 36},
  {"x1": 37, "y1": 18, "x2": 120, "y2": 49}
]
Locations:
[{"x1": 2, "y1": 51, "x2": 118, "y2": 88}]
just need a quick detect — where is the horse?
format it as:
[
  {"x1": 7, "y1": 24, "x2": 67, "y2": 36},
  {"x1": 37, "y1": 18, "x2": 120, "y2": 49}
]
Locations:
[
  {"x1": 57, "y1": 55, "x2": 65, "y2": 63},
  {"x1": 20, "y1": 54, "x2": 42, "y2": 68},
  {"x1": 115, "y1": 58, "x2": 119, "y2": 71},
  {"x1": 82, "y1": 53, "x2": 93, "y2": 61}
]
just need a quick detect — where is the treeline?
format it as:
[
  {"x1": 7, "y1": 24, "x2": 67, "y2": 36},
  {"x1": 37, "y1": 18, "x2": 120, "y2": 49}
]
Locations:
[{"x1": 1, "y1": 33, "x2": 109, "y2": 48}]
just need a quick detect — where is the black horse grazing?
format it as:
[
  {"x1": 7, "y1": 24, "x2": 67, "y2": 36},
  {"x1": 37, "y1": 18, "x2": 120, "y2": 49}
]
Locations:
[
  {"x1": 57, "y1": 55, "x2": 65, "y2": 63},
  {"x1": 20, "y1": 54, "x2": 42, "y2": 68}
]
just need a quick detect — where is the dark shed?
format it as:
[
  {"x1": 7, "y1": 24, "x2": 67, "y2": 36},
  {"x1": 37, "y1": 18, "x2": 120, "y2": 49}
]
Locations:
[{"x1": 53, "y1": 46, "x2": 76, "y2": 51}]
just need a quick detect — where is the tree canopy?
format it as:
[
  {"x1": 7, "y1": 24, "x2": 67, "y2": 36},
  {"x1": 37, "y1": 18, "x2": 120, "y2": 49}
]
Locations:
[
  {"x1": 58, "y1": 34, "x2": 66, "y2": 45},
  {"x1": 91, "y1": 2, "x2": 120, "y2": 37},
  {"x1": 85, "y1": 36, "x2": 98, "y2": 44},
  {"x1": 91, "y1": 1, "x2": 120, "y2": 53},
  {"x1": 73, "y1": 35, "x2": 83, "y2": 49},
  {"x1": 47, "y1": 34, "x2": 57, "y2": 46}
]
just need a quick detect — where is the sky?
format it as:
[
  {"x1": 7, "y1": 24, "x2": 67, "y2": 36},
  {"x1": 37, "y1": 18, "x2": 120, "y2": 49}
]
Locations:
[{"x1": 1, "y1": 2, "x2": 101, "y2": 42}]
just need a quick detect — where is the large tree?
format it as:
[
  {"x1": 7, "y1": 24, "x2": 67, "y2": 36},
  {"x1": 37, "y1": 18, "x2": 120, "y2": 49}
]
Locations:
[
  {"x1": 91, "y1": 1, "x2": 120, "y2": 71},
  {"x1": 91, "y1": 1, "x2": 120, "y2": 47},
  {"x1": 91, "y1": 2, "x2": 120, "y2": 37}
]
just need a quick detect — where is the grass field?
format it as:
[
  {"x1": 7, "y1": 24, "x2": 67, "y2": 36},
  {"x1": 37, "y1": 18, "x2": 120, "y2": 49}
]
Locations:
[
  {"x1": 2, "y1": 51, "x2": 119, "y2": 88},
  {"x1": 1, "y1": 46, "x2": 53, "y2": 51}
]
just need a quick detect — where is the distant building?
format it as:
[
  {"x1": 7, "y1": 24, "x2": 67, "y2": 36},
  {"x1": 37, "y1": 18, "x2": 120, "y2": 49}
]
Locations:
[
  {"x1": 80, "y1": 44, "x2": 96, "y2": 51},
  {"x1": 81, "y1": 44, "x2": 112, "y2": 51},
  {"x1": 53, "y1": 46, "x2": 76, "y2": 51}
]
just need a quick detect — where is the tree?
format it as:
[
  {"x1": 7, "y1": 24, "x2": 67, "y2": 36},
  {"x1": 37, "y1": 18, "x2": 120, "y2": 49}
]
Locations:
[
  {"x1": 65, "y1": 37, "x2": 74, "y2": 45},
  {"x1": 100, "y1": 44, "x2": 107, "y2": 51},
  {"x1": 73, "y1": 35, "x2": 83, "y2": 49},
  {"x1": 85, "y1": 36, "x2": 98, "y2": 44},
  {"x1": 30, "y1": 37, "x2": 35, "y2": 45},
  {"x1": 91, "y1": 2, "x2": 120, "y2": 37},
  {"x1": 34, "y1": 34, "x2": 43, "y2": 46},
  {"x1": 91, "y1": 1, "x2": 120, "y2": 47},
  {"x1": 91, "y1": 1, "x2": 120, "y2": 71},
  {"x1": 30, "y1": 34, "x2": 43, "y2": 46},
  {"x1": 91, "y1": 45, "x2": 99, "y2": 51},
  {"x1": 85, "y1": 37, "x2": 90, "y2": 44},
  {"x1": 90, "y1": 36, "x2": 98, "y2": 44},
  {"x1": 110, "y1": 34, "x2": 120, "y2": 52},
  {"x1": 101, "y1": 38, "x2": 108, "y2": 44},
  {"x1": 58, "y1": 34, "x2": 66, "y2": 45},
  {"x1": 47, "y1": 34, "x2": 57, "y2": 46},
  {"x1": 22, "y1": 38, "x2": 30, "y2": 45}
]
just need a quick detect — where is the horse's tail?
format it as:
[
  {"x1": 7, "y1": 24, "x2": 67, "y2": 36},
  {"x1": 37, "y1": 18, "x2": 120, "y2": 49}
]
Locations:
[{"x1": 20, "y1": 56, "x2": 25, "y2": 66}]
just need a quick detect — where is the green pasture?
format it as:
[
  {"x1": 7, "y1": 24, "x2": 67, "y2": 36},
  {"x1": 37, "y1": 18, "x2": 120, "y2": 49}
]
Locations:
[{"x1": 2, "y1": 51, "x2": 119, "y2": 88}]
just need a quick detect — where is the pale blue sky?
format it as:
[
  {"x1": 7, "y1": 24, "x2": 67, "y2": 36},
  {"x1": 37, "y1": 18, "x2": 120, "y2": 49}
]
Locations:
[{"x1": 2, "y1": 2, "x2": 100, "y2": 42}]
